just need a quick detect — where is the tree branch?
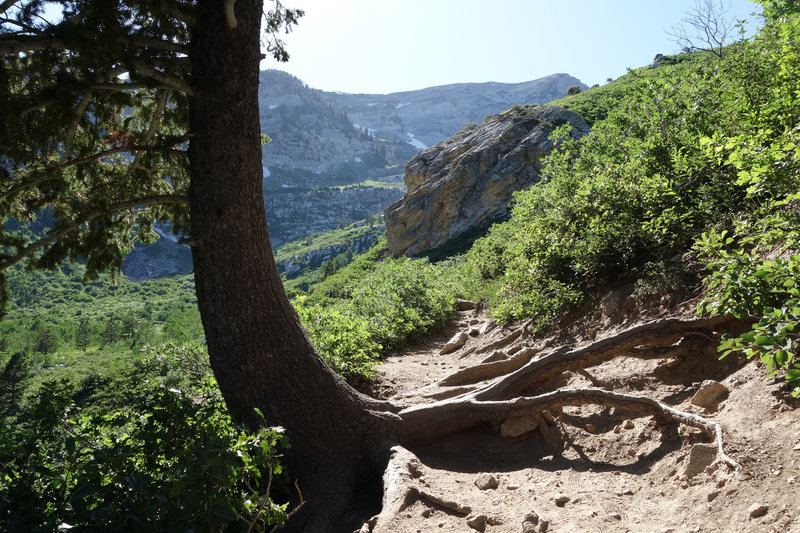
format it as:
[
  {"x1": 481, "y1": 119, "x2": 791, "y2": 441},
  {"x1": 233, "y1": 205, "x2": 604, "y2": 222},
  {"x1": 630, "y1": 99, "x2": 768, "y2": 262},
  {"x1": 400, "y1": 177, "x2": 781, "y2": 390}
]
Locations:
[
  {"x1": 0, "y1": 194, "x2": 189, "y2": 271},
  {"x1": 224, "y1": 0, "x2": 238, "y2": 29},
  {"x1": 130, "y1": 36, "x2": 189, "y2": 55},
  {"x1": 165, "y1": 2, "x2": 197, "y2": 26},
  {"x1": 124, "y1": 89, "x2": 170, "y2": 180},
  {"x1": 63, "y1": 91, "x2": 93, "y2": 158},
  {"x1": 0, "y1": 0, "x2": 19, "y2": 16},
  {"x1": 1, "y1": 144, "x2": 187, "y2": 202},
  {"x1": 132, "y1": 62, "x2": 193, "y2": 95},
  {"x1": 0, "y1": 34, "x2": 66, "y2": 54}
]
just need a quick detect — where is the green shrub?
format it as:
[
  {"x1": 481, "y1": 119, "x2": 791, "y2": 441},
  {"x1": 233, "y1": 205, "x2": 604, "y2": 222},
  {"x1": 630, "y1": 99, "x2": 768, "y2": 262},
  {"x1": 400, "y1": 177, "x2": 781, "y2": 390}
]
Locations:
[
  {"x1": 294, "y1": 254, "x2": 468, "y2": 384},
  {"x1": 0, "y1": 344, "x2": 290, "y2": 532}
]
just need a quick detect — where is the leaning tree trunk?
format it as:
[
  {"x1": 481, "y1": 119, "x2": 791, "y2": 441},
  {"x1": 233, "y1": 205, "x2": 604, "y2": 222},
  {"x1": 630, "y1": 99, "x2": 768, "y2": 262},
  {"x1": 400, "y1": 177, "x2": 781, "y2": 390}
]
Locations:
[{"x1": 187, "y1": 2, "x2": 392, "y2": 530}]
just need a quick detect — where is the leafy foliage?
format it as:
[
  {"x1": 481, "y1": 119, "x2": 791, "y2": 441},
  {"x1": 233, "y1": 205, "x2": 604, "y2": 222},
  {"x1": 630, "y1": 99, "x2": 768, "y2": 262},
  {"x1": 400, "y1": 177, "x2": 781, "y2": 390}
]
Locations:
[
  {"x1": 467, "y1": 1, "x2": 800, "y2": 364},
  {"x1": 692, "y1": 1, "x2": 800, "y2": 394},
  {"x1": 0, "y1": 344, "x2": 290, "y2": 532},
  {"x1": 294, "y1": 251, "x2": 471, "y2": 384}
]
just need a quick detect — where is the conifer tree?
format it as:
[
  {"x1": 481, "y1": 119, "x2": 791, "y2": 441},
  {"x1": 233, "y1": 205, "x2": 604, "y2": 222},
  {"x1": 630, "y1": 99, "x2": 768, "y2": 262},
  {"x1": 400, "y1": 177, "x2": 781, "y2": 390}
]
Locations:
[{"x1": 74, "y1": 317, "x2": 91, "y2": 350}]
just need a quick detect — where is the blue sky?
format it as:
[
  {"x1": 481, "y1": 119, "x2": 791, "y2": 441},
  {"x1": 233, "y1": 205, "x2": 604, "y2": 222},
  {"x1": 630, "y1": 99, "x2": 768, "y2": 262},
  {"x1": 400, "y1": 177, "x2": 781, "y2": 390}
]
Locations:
[{"x1": 260, "y1": 0, "x2": 759, "y2": 94}]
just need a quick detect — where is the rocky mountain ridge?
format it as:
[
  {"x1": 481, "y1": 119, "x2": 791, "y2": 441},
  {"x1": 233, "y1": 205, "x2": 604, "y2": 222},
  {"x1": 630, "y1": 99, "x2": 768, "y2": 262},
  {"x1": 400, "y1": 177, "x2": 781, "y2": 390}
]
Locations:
[
  {"x1": 259, "y1": 70, "x2": 587, "y2": 188},
  {"x1": 123, "y1": 72, "x2": 587, "y2": 279}
]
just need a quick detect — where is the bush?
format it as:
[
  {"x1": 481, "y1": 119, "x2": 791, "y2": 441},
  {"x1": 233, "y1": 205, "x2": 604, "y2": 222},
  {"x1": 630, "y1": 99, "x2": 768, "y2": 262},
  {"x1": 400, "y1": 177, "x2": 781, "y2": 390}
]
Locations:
[
  {"x1": 294, "y1": 254, "x2": 468, "y2": 384},
  {"x1": 0, "y1": 344, "x2": 290, "y2": 532}
]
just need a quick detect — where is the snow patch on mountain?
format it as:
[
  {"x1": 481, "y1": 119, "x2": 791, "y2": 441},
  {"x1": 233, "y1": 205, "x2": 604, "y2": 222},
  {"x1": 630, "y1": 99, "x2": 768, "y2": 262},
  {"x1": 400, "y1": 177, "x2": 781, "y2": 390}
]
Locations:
[{"x1": 406, "y1": 132, "x2": 428, "y2": 150}]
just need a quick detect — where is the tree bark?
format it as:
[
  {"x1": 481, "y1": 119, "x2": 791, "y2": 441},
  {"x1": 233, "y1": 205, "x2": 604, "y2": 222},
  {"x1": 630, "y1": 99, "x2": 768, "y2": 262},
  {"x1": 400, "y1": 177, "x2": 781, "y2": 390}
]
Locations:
[{"x1": 187, "y1": 2, "x2": 392, "y2": 530}]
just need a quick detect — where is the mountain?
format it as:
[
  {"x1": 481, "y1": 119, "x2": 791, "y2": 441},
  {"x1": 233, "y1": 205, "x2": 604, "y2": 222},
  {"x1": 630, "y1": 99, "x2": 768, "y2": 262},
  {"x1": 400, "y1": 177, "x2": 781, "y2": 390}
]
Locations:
[
  {"x1": 122, "y1": 71, "x2": 587, "y2": 279},
  {"x1": 258, "y1": 70, "x2": 587, "y2": 188}
]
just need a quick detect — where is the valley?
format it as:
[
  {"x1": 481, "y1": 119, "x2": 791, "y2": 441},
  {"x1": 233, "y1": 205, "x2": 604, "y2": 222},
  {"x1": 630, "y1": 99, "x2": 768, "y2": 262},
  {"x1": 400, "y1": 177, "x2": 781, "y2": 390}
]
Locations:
[{"x1": 2, "y1": 2, "x2": 799, "y2": 531}]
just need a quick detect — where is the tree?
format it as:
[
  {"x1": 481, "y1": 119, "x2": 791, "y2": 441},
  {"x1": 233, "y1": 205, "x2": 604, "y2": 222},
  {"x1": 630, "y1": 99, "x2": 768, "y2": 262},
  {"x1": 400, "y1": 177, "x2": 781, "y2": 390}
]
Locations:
[
  {"x1": 120, "y1": 312, "x2": 137, "y2": 339},
  {"x1": 33, "y1": 325, "x2": 57, "y2": 354},
  {"x1": 666, "y1": 0, "x2": 739, "y2": 58},
  {"x1": 0, "y1": 2, "x2": 753, "y2": 531},
  {"x1": 0, "y1": 2, "x2": 386, "y2": 528},
  {"x1": 100, "y1": 315, "x2": 120, "y2": 346},
  {"x1": 74, "y1": 317, "x2": 91, "y2": 350},
  {"x1": 0, "y1": 351, "x2": 30, "y2": 415}
]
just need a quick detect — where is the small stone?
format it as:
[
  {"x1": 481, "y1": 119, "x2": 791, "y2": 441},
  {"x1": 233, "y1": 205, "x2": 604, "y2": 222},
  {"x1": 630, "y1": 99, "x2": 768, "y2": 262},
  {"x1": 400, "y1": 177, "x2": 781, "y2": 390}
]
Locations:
[
  {"x1": 613, "y1": 425, "x2": 622, "y2": 434},
  {"x1": 437, "y1": 521, "x2": 445, "y2": 528},
  {"x1": 586, "y1": 423, "x2": 596, "y2": 433},
  {"x1": 440, "y1": 332, "x2": 469, "y2": 354},
  {"x1": 608, "y1": 512, "x2": 622, "y2": 520},
  {"x1": 748, "y1": 503, "x2": 769, "y2": 518},
  {"x1": 474, "y1": 474, "x2": 499, "y2": 490},
  {"x1": 707, "y1": 490, "x2": 720, "y2": 502},
  {"x1": 684, "y1": 443, "x2": 717, "y2": 478},
  {"x1": 623, "y1": 419, "x2": 635, "y2": 429},
  {"x1": 456, "y1": 299, "x2": 477, "y2": 311},
  {"x1": 523, "y1": 511, "x2": 539, "y2": 525},
  {"x1": 466, "y1": 514, "x2": 487, "y2": 531},
  {"x1": 507, "y1": 483, "x2": 520, "y2": 490},
  {"x1": 554, "y1": 493, "x2": 569, "y2": 506},
  {"x1": 793, "y1": 444, "x2": 800, "y2": 451},
  {"x1": 538, "y1": 519, "x2": 549, "y2": 532},
  {"x1": 422, "y1": 508, "x2": 435, "y2": 518},
  {"x1": 691, "y1": 380, "x2": 729, "y2": 409},
  {"x1": 522, "y1": 524, "x2": 537, "y2": 533}
]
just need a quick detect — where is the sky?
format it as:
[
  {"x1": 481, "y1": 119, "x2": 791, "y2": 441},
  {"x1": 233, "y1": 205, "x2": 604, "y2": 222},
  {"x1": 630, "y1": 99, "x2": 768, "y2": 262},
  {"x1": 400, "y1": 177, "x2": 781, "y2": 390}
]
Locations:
[{"x1": 259, "y1": 0, "x2": 759, "y2": 94}]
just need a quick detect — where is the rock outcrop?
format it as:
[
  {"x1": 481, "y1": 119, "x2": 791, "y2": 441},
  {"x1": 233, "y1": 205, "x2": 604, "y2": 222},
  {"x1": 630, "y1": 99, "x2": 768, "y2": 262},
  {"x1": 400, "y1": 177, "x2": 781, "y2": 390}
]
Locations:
[{"x1": 384, "y1": 105, "x2": 590, "y2": 258}]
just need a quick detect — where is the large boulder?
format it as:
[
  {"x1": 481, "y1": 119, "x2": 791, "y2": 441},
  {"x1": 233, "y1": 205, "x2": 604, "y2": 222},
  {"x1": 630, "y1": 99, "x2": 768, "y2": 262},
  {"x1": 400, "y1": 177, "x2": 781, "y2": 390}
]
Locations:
[{"x1": 384, "y1": 105, "x2": 589, "y2": 258}]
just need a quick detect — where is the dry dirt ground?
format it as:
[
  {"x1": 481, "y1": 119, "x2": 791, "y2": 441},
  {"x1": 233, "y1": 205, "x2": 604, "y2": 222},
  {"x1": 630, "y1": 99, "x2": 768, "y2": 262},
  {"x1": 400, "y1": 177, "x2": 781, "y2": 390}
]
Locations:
[{"x1": 369, "y1": 292, "x2": 800, "y2": 533}]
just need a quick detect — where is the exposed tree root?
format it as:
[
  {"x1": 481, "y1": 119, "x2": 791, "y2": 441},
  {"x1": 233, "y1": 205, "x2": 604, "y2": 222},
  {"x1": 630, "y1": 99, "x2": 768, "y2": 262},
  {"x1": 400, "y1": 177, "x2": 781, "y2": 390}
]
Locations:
[
  {"x1": 462, "y1": 316, "x2": 744, "y2": 401},
  {"x1": 474, "y1": 327, "x2": 522, "y2": 354},
  {"x1": 364, "y1": 446, "x2": 470, "y2": 532},
  {"x1": 436, "y1": 347, "x2": 539, "y2": 387},
  {"x1": 362, "y1": 316, "x2": 747, "y2": 531},
  {"x1": 392, "y1": 316, "x2": 745, "y2": 462},
  {"x1": 395, "y1": 387, "x2": 739, "y2": 471}
]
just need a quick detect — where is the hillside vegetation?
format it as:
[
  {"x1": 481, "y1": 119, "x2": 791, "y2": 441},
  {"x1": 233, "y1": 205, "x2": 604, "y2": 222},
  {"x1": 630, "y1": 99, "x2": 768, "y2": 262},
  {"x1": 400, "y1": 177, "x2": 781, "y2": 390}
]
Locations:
[{"x1": 2, "y1": 2, "x2": 799, "y2": 530}]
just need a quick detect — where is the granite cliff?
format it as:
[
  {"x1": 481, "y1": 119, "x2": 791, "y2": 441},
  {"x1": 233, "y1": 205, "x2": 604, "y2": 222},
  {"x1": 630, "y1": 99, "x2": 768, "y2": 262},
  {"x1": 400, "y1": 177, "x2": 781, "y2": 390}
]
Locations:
[{"x1": 384, "y1": 105, "x2": 590, "y2": 258}]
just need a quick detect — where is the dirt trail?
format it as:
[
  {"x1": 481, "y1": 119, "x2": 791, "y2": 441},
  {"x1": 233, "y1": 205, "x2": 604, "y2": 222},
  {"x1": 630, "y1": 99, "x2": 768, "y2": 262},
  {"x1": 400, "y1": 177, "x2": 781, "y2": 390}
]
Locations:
[{"x1": 371, "y1": 301, "x2": 800, "y2": 533}]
